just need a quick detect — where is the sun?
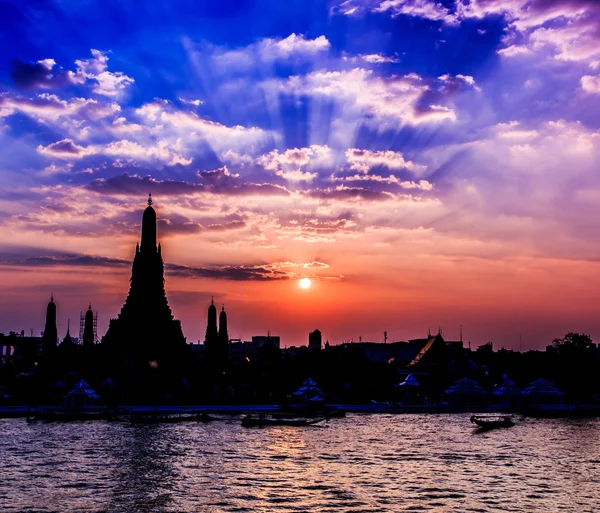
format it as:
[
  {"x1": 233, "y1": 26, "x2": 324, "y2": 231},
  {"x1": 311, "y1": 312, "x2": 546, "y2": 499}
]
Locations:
[{"x1": 299, "y1": 278, "x2": 311, "y2": 289}]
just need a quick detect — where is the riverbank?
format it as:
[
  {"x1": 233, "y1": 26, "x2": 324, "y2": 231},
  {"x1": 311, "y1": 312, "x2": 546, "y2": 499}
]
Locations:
[{"x1": 3, "y1": 403, "x2": 600, "y2": 418}]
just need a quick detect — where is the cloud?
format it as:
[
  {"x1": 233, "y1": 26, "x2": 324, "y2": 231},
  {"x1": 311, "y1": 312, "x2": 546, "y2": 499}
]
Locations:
[
  {"x1": 37, "y1": 138, "x2": 192, "y2": 166},
  {"x1": 0, "y1": 251, "x2": 130, "y2": 269},
  {"x1": 259, "y1": 33, "x2": 331, "y2": 60},
  {"x1": 456, "y1": 0, "x2": 600, "y2": 62},
  {"x1": 11, "y1": 59, "x2": 85, "y2": 90},
  {"x1": 178, "y1": 97, "x2": 204, "y2": 106},
  {"x1": 257, "y1": 144, "x2": 333, "y2": 182},
  {"x1": 331, "y1": 173, "x2": 434, "y2": 189},
  {"x1": 207, "y1": 33, "x2": 330, "y2": 73},
  {"x1": 135, "y1": 100, "x2": 275, "y2": 152},
  {"x1": 375, "y1": 0, "x2": 457, "y2": 24},
  {"x1": 86, "y1": 173, "x2": 290, "y2": 198},
  {"x1": 497, "y1": 45, "x2": 533, "y2": 58},
  {"x1": 0, "y1": 248, "x2": 325, "y2": 281},
  {"x1": 0, "y1": 93, "x2": 120, "y2": 122},
  {"x1": 37, "y1": 139, "x2": 87, "y2": 158},
  {"x1": 266, "y1": 69, "x2": 477, "y2": 127},
  {"x1": 581, "y1": 75, "x2": 600, "y2": 93},
  {"x1": 74, "y1": 49, "x2": 134, "y2": 97},
  {"x1": 345, "y1": 148, "x2": 426, "y2": 173},
  {"x1": 87, "y1": 174, "x2": 203, "y2": 196},
  {"x1": 359, "y1": 53, "x2": 400, "y2": 64},
  {"x1": 165, "y1": 263, "x2": 295, "y2": 281},
  {"x1": 304, "y1": 185, "x2": 396, "y2": 201},
  {"x1": 331, "y1": 0, "x2": 456, "y2": 23},
  {"x1": 11, "y1": 49, "x2": 134, "y2": 97}
]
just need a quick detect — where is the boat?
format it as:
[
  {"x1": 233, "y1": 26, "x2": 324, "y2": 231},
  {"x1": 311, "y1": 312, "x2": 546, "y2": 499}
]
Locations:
[
  {"x1": 242, "y1": 414, "x2": 327, "y2": 427},
  {"x1": 470, "y1": 415, "x2": 514, "y2": 429}
]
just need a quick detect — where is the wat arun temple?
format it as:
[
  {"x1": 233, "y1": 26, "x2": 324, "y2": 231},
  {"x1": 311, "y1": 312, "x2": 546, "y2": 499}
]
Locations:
[{"x1": 101, "y1": 195, "x2": 191, "y2": 390}]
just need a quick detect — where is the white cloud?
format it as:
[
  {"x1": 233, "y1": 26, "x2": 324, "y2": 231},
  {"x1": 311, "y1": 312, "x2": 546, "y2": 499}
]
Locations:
[
  {"x1": 266, "y1": 68, "x2": 464, "y2": 126},
  {"x1": 581, "y1": 75, "x2": 600, "y2": 94},
  {"x1": 259, "y1": 33, "x2": 330, "y2": 60},
  {"x1": 345, "y1": 148, "x2": 426, "y2": 173},
  {"x1": 376, "y1": 0, "x2": 457, "y2": 24},
  {"x1": 0, "y1": 93, "x2": 120, "y2": 122},
  {"x1": 74, "y1": 49, "x2": 134, "y2": 97},
  {"x1": 205, "y1": 33, "x2": 331, "y2": 74},
  {"x1": 360, "y1": 53, "x2": 400, "y2": 64},
  {"x1": 178, "y1": 97, "x2": 204, "y2": 106},
  {"x1": 497, "y1": 45, "x2": 533, "y2": 57},
  {"x1": 37, "y1": 138, "x2": 192, "y2": 166},
  {"x1": 257, "y1": 145, "x2": 333, "y2": 182},
  {"x1": 332, "y1": 173, "x2": 433, "y2": 189},
  {"x1": 135, "y1": 100, "x2": 276, "y2": 152},
  {"x1": 221, "y1": 149, "x2": 255, "y2": 166}
]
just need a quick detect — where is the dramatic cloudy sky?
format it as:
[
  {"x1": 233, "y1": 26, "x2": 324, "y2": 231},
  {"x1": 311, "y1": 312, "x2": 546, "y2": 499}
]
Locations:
[{"x1": 1, "y1": 0, "x2": 600, "y2": 349}]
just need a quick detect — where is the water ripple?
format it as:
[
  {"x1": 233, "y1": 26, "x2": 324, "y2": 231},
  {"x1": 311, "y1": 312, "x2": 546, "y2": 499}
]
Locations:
[{"x1": 0, "y1": 415, "x2": 599, "y2": 512}]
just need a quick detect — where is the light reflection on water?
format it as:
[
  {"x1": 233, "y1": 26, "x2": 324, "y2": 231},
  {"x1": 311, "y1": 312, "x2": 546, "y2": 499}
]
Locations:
[{"x1": 1, "y1": 414, "x2": 599, "y2": 512}]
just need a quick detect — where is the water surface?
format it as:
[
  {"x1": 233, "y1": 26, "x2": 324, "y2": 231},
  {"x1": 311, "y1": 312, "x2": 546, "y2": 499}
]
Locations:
[{"x1": 1, "y1": 414, "x2": 599, "y2": 512}]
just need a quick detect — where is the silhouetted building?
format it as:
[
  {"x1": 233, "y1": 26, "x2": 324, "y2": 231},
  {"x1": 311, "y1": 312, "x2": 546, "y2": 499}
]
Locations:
[
  {"x1": 42, "y1": 294, "x2": 58, "y2": 353},
  {"x1": 219, "y1": 306, "x2": 229, "y2": 347},
  {"x1": 205, "y1": 298, "x2": 218, "y2": 351},
  {"x1": 309, "y1": 329, "x2": 322, "y2": 350},
  {"x1": 205, "y1": 300, "x2": 229, "y2": 368},
  {"x1": 61, "y1": 320, "x2": 75, "y2": 348},
  {"x1": 102, "y1": 194, "x2": 187, "y2": 376},
  {"x1": 252, "y1": 335, "x2": 280, "y2": 350},
  {"x1": 80, "y1": 304, "x2": 97, "y2": 349}
]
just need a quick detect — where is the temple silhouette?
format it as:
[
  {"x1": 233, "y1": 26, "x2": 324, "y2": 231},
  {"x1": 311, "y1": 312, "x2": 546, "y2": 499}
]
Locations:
[
  {"x1": 204, "y1": 299, "x2": 229, "y2": 370},
  {"x1": 102, "y1": 194, "x2": 189, "y2": 388}
]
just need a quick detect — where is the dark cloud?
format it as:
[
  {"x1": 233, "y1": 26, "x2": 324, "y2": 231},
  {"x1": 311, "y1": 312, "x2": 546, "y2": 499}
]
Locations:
[
  {"x1": 87, "y1": 174, "x2": 203, "y2": 196},
  {"x1": 303, "y1": 187, "x2": 394, "y2": 201},
  {"x1": 0, "y1": 251, "x2": 129, "y2": 268},
  {"x1": 0, "y1": 247, "x2": 292, "y2": 281},
  {"x1": 165, "y1": 263, "x2": 291, "y2": 281},
  {"x1": 157, "y1": 215, "x2": 203, "y2": 235},
  {"x1": 86, "y1": 173, "x2": 290, "y2": 197},
  {"x1": 41, "y1": 139, "x2": 84, "y2": 155},
  {"x1": 279, "y1": 211, "x2": 355, "y2": 234},
  {"x1": 11, "y1": 60, "x2": 79, "y2": 90}
]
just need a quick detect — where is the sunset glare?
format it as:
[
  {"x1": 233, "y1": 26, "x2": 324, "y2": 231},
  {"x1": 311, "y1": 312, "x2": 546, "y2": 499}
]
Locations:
[{"x1": 299, "y1": 278, "x2": 312, "y2": 289}]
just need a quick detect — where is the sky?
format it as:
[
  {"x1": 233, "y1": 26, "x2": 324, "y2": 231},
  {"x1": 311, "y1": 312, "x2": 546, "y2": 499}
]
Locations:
[{"x1": 1, "y1": 0, "x2": 600, "y2": 349}]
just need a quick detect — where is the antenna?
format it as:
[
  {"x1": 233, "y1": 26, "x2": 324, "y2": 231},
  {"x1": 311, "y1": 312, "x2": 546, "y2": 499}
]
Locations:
[
  {"x1": 519, "y1": 334, "x2": 522, "y2": 353},
  {"x1": 384, "y1": 331, "x2": 387, "y2": 344},
  {"x1": 460, "y1": 325, "x2": 463, "y2": 343}
]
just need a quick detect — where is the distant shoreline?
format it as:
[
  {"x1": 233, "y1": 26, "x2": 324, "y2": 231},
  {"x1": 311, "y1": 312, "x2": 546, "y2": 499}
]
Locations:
[{"x1": 2, "y1": 403, "x2": 600, "y2": 418}]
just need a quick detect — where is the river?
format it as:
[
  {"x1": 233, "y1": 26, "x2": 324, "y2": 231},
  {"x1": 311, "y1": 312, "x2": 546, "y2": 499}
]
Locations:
[{"x1": 0, "y1": 414, "x2": 598, "y2": 512}]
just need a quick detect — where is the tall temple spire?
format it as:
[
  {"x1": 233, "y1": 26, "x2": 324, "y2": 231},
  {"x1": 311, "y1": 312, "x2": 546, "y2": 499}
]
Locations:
[
  {"x1": 103, "y1": 195, "x2": 187, "y2": 379},
  {"x1": 141, "y1": 193, "x2": 157, "y2": 251},
  {"x1": 219, "y1": 305, "x2": 229, "y2": 347},
  {"x1": 206, "y1": 298, "x2": 218, "y2": 344},
  {"x1": 42, "y1": 294, "x2": 58, "y2": 353},
  {"x1": 82, "y1": 303, "x2": 96, "y2": 349}
]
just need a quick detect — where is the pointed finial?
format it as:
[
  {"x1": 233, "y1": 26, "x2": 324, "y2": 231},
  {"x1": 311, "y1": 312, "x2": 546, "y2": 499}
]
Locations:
[
  {"x1": 211, "y1": 296, "x2": 214, "y2": 305},
  {"x1": 88, "y1": 302, "x2": 92, "y2": 310},
  {"x1": 148, "y1": 193, "x2": 152, "y2": 206},
  {"x1": 51, "y1": 293, "x2": 54, "y2": 302},
  {"x1": 222, "y1": 304, "x2": 225, "y2": 312},
  {"x1": 67, "y1": 319, "x2": 70, "y2": 334}
]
